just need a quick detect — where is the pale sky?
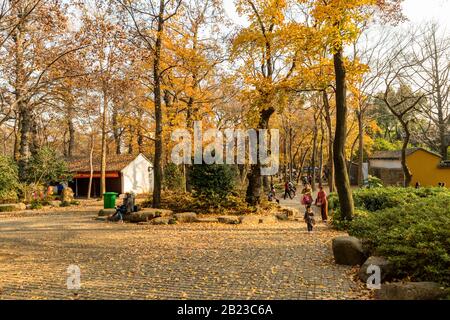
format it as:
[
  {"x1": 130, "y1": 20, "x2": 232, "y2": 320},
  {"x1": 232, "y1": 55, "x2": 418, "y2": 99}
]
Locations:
[{"x1": 223, "y1": 0, "x2": 450, "y2": 28}]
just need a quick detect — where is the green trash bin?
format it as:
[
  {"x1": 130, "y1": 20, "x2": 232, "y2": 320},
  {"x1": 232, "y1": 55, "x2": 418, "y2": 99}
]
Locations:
[{"x1": 103, "y1": 192, "x2": 118, "y2": 209}]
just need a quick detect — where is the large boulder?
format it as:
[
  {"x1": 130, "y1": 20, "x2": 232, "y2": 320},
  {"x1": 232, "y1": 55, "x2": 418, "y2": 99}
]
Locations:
[
  {"x1": 173, "y1": 212, "x2": 198, "y2": 223},
  {"x1": 218, "y1": 216, "x2": 240, "y2": 225},
  {"x1": 359, "y1": 256, "x2": 393, "y2": 283},
  {"x1": 141, "y1": 208, "x2": 173, "y2": 217},
  {"x1": 375, "y1": 282, "x2": 449, "y2": 300},
  {"x1": 0, "y1": 203, "x2": 26, "y2": 212},
  {"x1": 125, "y1": 211, "x2": 162, "y2": 223},
  {"x1": 239, "y1": 215, "x2": 263, "y2": 225},
  {"x1": 332, "y1": 236, "x2": 366, "y2": 266},
  {"x1": 98, "y1": 209, "x2": 116, "y2": 217},
  {"x1": 150, "y1": 217, "x2": 176, "y2": 225}
]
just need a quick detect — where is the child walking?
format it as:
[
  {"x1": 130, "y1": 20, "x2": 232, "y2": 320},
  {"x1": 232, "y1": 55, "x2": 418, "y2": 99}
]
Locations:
[{"x1": 304, "y1": 205, "x2": 315, "y2": 233}]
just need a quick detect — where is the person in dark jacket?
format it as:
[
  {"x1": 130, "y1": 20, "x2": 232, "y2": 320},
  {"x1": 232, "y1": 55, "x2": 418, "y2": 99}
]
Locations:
[{"x1": 304, "y1": 205, "x2": 315, "y2": 233}]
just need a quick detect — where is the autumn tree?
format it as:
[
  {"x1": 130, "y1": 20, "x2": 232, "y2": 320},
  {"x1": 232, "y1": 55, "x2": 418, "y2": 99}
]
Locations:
[
  {"x1": 306, "y1": 0, "x2": 404, "y2": 220},
  {"x1": 232, "y1": 0, "x2": 303, "y2": 205},
  {"x1": 2, "y1": 0, "x2": 83, "y2": 179}
]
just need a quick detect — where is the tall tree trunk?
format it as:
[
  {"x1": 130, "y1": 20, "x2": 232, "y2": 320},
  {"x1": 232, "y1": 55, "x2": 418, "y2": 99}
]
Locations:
[
  {"x1": 100, "y1": 85, "x2": 108, "y2": 198},
  {"x1": 401, "y1": 121, "x2": 413, "y2": 187},
  {"x1": 112, "y1": 106, "x2": 121, "y2": 155},
  {"x1": 246, "y1": 107, "x2": 274, "y2": 206},
  {"x1": 318, "y1": 118, "x2": 325, "y2": 187},
  {"x1": 357, "y1": 109, "x2": 364, "y2": 186},
  {"x1": 14, "y1": 11, "x2": 29, "y2": 180},
  {"x1": 284, "y1": 130, "x2": 288, "y2": 181},
  {"x1": 13, "y1": 114, "x2": 21, "y2": 162},
  {"x1": 87, "y1": 135, "x2": 94, "y2": 199},
  {"x1": 67, "y1": 104, "x2": 75, "y2": 157},
  {"x1": 297, "y1": 147, "x2": 310, "y2": 184},
  {"x1": 311, "y1": 120, "x2": 318, "y2": 191},
  {"x1": 128, "y1": 124, "x2": 134, "y2": 154},
  {"x1": 184, "y1": 97, "x2": 194, "y2": 193},
  {"x1": 289, "y1": 128, "x2": 293, "y2": 182},
  {"x1": 152, "y1": 0, "x2": 165, "y2": 208},
  {"x1": 323, "y1": 90, "x2": 335, "y2": 192},
  {"x1": 137, "y1": 109, "x2": 144, "y2": 154},
  {"x1": 30, "y1": 116, "x2": 39, "y2": 155},
  {"x1": 333, "y1": 50, "x2": 355, "y2": 221}
]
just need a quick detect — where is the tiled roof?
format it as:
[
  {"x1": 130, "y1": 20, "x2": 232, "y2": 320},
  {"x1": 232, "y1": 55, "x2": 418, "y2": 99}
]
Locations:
[
  {"x1": 68, "y1": 154, "x2": 148, "y2": 172},
  {"x1": 370, "y1": 148, "x2": 442, "y2": 160}
]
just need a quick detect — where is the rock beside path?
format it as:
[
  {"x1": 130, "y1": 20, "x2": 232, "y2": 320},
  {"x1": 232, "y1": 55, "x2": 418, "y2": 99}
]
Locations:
[
  {"x1": 359, "y1": 256, "x2": 393, "y2": 283},
  {"x1": 375, "y1": 282, "x2": 449, "y2": 300},
  {"x1": 173, "y1": 212, "x2": 198, "y2": 223},
  {"x1": 332, "y1": 236, "x2": 366, "y2": 266},
  {"x1": 150, "y1": 217, "x2": 176, "y2": 225},
  {"x1": 218, "y1": 216, "x2": 240, "y2": 225}
]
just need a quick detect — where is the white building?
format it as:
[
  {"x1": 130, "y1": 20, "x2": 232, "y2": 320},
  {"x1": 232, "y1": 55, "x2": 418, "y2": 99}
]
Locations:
[{"x1": 68, "y1": 153, "x2": 153, "y2": 197}]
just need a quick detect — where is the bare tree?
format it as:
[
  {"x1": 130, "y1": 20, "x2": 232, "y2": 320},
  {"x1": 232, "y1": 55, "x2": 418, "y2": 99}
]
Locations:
[
  {"x1": 374, "y1": 31, "x2": 428, "y2": 187},
  {"x1": 412, "y1": 23, "x2": 450, "y2": 159}
]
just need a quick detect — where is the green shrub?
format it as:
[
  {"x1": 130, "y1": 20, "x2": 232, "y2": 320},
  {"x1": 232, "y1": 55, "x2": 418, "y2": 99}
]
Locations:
[
  {"x1": 0, "y1": 156, "x2": 20, "y2": 203},
  {"x1": 348, "y1": 195, "x2": 450, "y2": 286},
  {"x1": 25, "y1": 147, "x2": 72, "y2": 186},
  {"x1": 190, "y1": 164, "x2": 237, "y2": 206},
  {"x1": 331, "y1": 187, "x2": 450, "y2": 214},
  {"x1": 144, "y1": 190, "x2": 252, "y2": 215},
  {"x1": 163, "y1": 163, "x2": 185, "y2": 191},
  {"x1": 30, "y1": 200, "x2": 43, "y2": 210},
  {"x1": 366, "y1": 175, "x2": 384, "y2": 188}
]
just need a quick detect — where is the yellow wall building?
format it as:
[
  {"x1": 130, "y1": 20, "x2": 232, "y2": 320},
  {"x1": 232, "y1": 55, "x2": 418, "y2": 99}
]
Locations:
[{"x1": 369, "y1": 148, "x2": 450, "y2": 187}]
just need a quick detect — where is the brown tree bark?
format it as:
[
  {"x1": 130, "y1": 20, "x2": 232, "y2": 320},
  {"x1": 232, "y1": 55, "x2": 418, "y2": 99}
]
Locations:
[
  {"x1": 333, "y1": 49, "x2": 355, "y2": 221},
  {"x1": 152, "y1": 0, "x2": 165, "y2": 208},
  {"x1": 100, "y1": 84, "x2": 108, "y2": 198},
  {"x1": 112, "y1": 106, "x2": 121, "y2": 155},
  {"x1": 13, "y1": 114, "x2": 21, "y2": 162},
  {"x1": 400, "y1": 120, "x2": 413, "y2": 187},
  {"x1": 14, "y1": 7, "x2": 30, "y2": 180},
  {"x1": 323, "y1": 90, "x2": 335, "y2": 192},
  {"x1": 357, "y1": 109, "x2": 364, "y2": 186},
  {"x1": 311, "y1": 115, "x2": 318, "y2": 192},
  {"x1": 246, "y1": 107, "x2": 275, "y2": 206},
  {"x1": 67, "y1": 104, "x2": 76, "y2": 157},
  {"x1": 87, "y1": 135, "x2": 94, "y2": 199}
]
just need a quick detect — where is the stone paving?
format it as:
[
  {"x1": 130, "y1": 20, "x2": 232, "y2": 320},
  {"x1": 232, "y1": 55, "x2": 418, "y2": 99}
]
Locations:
[{"x1": 0, "y1": 198, "x2": 371, "y2": 300}]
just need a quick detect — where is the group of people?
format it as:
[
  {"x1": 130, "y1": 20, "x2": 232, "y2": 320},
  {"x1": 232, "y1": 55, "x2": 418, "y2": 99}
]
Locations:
[
  {"x1": 268, "y1": 180, "x2": 329, "y2": 233},
  {"x1": 300, "y1": 184, "x2": 328, "y2": 234}
]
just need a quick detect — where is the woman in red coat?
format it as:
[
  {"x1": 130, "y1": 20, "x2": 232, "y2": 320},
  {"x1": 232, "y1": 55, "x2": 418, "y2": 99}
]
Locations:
[{"x1": 315, "y1": 185, "x2": 328, "y2": 222}]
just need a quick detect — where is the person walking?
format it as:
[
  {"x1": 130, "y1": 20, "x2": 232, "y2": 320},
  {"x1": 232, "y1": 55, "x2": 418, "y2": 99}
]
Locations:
[
  {"x1": 304, "y1": 205, "x2": 315, "y2": 233},
  {"x1": 268, "y1": 184, "x2": 280, "y2": 204},
  {"x1": 315, "y1": 185, "x2": 328, "y2": 223},
  {"x1": 284, "y1": 181, "x2": 291, "y2": 200},
  {"x1": 301, "y1": 184, "x2": 313, "y2": 208}
]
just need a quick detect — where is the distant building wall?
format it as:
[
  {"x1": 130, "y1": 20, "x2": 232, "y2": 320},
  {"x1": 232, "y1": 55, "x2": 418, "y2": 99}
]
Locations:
[
  {"x1": 121, "y1": 154, "x2": 153, "y2": 194},
  {"x1": 407, "y1": 150, "x2": 450, "y2": 187},
  {"x1": 369, "y1": 166, "x2": 404, "y2": 186}
]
